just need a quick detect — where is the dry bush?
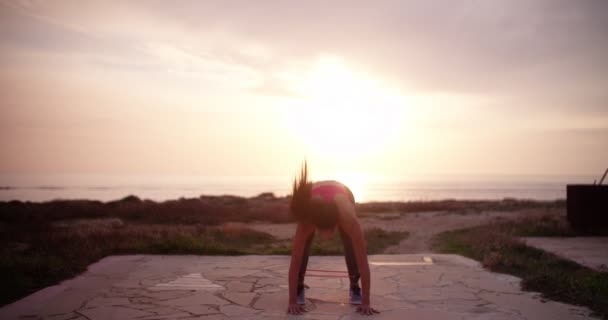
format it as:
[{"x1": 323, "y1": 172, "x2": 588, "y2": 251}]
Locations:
[
  {"x1": 219, "y1": 222, "x2": 248, "y2": 238},
  {"x1": 357, "y1": 199, "x2": 565, "y2": 214}
]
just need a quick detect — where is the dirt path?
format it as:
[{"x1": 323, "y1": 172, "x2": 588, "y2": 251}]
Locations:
[
  {"x1": 249, "y1": 208, "x2": 562, "y2": 253},
  {"x1": 377, "y1": 209, "x2": 548, "y2": 253}
]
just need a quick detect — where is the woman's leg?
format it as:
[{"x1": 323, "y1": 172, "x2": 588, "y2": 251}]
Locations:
[
  {"x1": 339, "y1": 227, "x2": 360, "y2": 289},
  {"x1": 297, "y1": 231, "x2": 315, "y2": 293}
]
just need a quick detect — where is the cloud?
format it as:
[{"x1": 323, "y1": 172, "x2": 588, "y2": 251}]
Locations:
[
  {"x1": 104, "y1": 1, "x2": 608, "y2": 94},
  {"x1": 142, "y1": 41, "x2": 263, "y2": 88},
  {"x1": 3, "y1": 0, "x2": 607, "y2": 96},
  {"x1": 2, "y1": 0, "x2": 607, "y2": 131}
]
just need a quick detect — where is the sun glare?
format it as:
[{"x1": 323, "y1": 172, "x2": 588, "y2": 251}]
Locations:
[
  {"x1": 334, "y1": 172, "x2": 371, "y2": 202},
  {"x1": 283, "y1": 56, "x2": 408, "y2": 159}
]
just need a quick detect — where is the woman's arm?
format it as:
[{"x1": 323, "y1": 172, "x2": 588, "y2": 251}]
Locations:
[
  {"x1": 287, "y1": 222, "x2": 314, "y2": 314},
  {"x1": 336, "y1": 196, "x2": 380, "y2": 315},
  {"x1": 349, "y1": 219, "x2": 371, "y2": 303}
]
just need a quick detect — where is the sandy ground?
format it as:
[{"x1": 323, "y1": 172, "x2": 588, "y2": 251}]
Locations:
[{"x1": 248, "y1": 208, "x2": 562, "y2": 254}]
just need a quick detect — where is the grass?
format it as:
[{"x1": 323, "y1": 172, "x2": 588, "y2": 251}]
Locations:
[{"x1": 432, "y1": 215, "x2": 608, "y2": 319}]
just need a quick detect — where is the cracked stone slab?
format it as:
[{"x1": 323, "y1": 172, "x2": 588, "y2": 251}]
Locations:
[
  {"x1": 78, "y1": 305, "x2": 154, "y2": 319},
  {"x1": 0, "y1": 254, "x2": 598, "y2": 319},
  {"x1": 222, "y1": 292, "x2": 256, "y2": 306}
]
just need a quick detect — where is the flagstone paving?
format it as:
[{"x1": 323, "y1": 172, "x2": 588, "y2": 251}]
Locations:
[{"x1": 0, "y1": 254, "x2": 597, "y2": 319}]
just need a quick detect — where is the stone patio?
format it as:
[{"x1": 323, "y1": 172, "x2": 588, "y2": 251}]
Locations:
[{"x1": 0, "y1": 254, "x2": 597, "y2": 319}]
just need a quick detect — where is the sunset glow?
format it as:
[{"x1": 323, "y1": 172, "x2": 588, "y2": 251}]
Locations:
[{"x1": 283, "y1": 56, "x2": 408, "y2": 159}]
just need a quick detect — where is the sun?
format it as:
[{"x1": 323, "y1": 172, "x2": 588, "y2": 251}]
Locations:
[{"x1": 283, "y1": 56, "x2": 408, "y2": 159}]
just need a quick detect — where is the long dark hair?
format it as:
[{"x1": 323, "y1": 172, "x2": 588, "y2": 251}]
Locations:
[
  {"x1": 290, "y1": 162, "x2": 312, "y2": 222},
  {"x1": 290, "y1": 162, "x2": 339, "y2": 229}
]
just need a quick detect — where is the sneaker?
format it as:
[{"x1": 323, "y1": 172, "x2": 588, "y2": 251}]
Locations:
[
  {"x1": 296, "y1": 288, "x2": 305, "y2": 305},
  {"x1": 349, "y1": 287, "x2": 362, "y2": 305}
]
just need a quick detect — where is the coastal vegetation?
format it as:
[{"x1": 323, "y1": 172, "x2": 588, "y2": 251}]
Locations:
[{"x1": 0, "y1": 194, "x2": 566, "y2": 308}]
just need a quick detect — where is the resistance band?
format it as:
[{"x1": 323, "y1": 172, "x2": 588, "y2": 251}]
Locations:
[
  {"x1": 305, "y1": 269, "x2": 350, "y2": 278},
  {"x1": 306, "y1": 269, "x2": 348, "y2": 273}
]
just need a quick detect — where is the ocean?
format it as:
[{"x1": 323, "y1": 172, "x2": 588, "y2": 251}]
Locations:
[{"x1": 0, "y1": 174, "x2": 595, "y2": 203}]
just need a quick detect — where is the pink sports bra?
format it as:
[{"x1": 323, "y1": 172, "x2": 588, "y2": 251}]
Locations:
[{"x1": 311, "y1": 182, "x2": 350, "y2": 202}]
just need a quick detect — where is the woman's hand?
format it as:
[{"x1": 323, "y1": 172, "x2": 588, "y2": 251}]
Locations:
[
  {"x1": 287, "y1": 303, "x2": 307, "y2": 315},
  {"x1": 356, "y1": 304, "x2": 380, "y2": 315}
]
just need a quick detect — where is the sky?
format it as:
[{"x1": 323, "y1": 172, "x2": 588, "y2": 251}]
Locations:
[{"x1": 1, "y1": 0, "x2": 607, "y2": 183}]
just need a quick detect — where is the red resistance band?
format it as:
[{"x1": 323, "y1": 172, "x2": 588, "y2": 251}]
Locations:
[{"x1": 306, "y1": 269, "x2": 350, "y2": 278}]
